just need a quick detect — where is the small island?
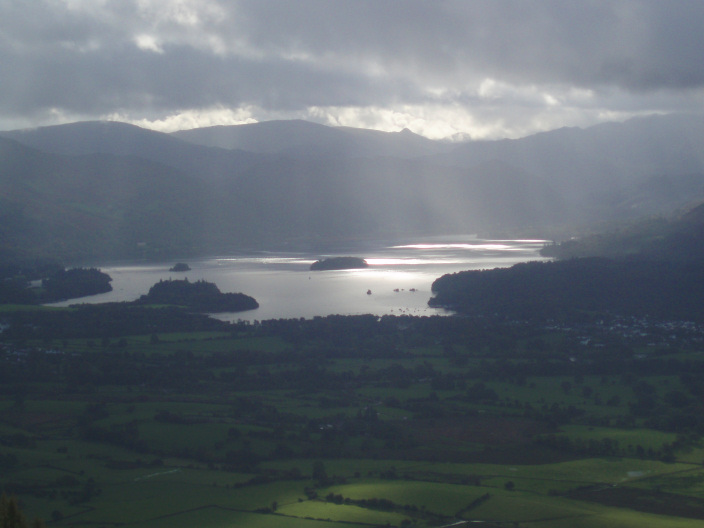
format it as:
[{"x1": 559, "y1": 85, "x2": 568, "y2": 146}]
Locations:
[
  {"x1": 136, "y1": 278, "x2": 258, "y2": 313},
  {"x1": 169, "y1": 262, "x2": 191, "y2": 272},
  {"x1": 310, "y1": 256, "x2": 369, "y2": 271}
]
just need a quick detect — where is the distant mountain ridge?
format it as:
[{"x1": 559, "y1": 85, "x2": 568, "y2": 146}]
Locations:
[
  {"x1": 2, "y1": 114, "x2": 704, "y2": 262},
  {"x1": 424, "y1": 113, "x2": 704, "y2": 222},
  {"x1": 171, "y1": 119, "x2": 451, "y2": 159},
  {"x1": 171, "y1": 113, "x2": 704, "y2": 224},
  {"x1": 0, "y1": 120, "x2": 266, "y2": 181}
]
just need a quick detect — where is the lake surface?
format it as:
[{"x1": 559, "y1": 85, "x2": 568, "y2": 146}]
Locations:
[{"x1": 51, "y1": 236, "x2": 548, "y2": 321}]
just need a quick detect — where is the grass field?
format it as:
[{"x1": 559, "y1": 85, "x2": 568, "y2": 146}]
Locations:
[
  {"x1": 276, "y1": 501, "x2": 410, "y2": 526},
  {"x1": 4, "y1": 317, "x2": 704, "y2": 527},
  {"x1": 556, "y1": 425, "x2": 678, "y2": 452},
  {"x1": 322, "y1": 480, "x2": 488, "y2": 516}
]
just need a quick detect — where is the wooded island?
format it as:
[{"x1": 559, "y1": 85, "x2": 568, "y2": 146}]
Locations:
[{"x1": 310, "y1": 257, "x2": 369, "y2": 271}]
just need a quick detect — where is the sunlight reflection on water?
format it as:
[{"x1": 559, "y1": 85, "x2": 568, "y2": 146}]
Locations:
[
  {"x1": 365, "y1": 258, "x2": 455, "y2": 266},
  {"x1": 391, "y1": 243, "x2": 513, "y2": 250},
  {"x1": 49, "y1": 237, "x2": 548, "y2": 320}
]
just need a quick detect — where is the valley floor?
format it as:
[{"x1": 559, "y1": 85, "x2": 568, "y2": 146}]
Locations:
[{"x1": 2, "y1": 313, "x2": 704, "y2": 527}]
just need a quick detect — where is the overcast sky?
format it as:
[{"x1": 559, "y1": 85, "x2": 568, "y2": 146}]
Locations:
[{"x1": 2, "y1": 0, "x2": 704, "y2": 139}]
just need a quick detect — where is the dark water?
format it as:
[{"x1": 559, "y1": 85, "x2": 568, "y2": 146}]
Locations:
[{"x1": 50, "y1": 236, "x2": 548, "y2": 321}]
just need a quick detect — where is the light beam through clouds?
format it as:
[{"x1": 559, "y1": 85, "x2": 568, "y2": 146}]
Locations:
[{"x1": 2, "y1": 0, "x2": 704, "y2": 138}]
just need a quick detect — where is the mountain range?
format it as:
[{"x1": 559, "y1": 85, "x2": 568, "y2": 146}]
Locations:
[{"x1": 2, "y1": 114, "x2": 704, "y2": 262}]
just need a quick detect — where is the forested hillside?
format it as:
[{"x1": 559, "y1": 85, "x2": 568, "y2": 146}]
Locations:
[
  {"x1": 431, "y1": 196, "x2": 704, "y2": 322},
  {"x1": 430, "y1": 258, "x2": 704, "y2": 321},
  {"x1": 542, "y1": 201, "x2": 704, "y2": 261}
]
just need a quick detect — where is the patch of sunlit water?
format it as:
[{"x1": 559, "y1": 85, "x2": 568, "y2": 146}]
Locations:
[
  {"x1": 215, "y1": 256, "x2": 313, "y2": 266},
  {"x1": 365, "y1": 258, "x2": 458, "y2": 266},
  {"x1": 46, "y1": 238, "x2": 549, "y2": 319},
  {"x1": 498, "y1": 239, "x2": 548, "y2": 243},
  {"x1": 391, "y1": 243, "x2": 514, "y2": 250}
]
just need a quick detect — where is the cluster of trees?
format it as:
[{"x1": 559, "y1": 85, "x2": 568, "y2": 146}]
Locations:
[
  {"x1": 40, "y1": 268, "x2": 112, "y2": 302},
  {"x1": 535, "y1": 434, "x2": 673, "y2": 460},
  {"x1": 0, "y1": 261, "x2": 257, "y2": 317},
  {"x1": 542, "y1": 202, "x2": 704, "y2": 262},
  {"x1": 431, "y1": 200, "x2": 704, "y2": 324},
  {"x1": 430, "y1": 258, "x2": 704, "y2": 321},
  {"x1": 137, "y1": 279, "x2": 258, "y2": 313},
  {"x1": 4, "y1": 304, "x2": 704, "y2": 472},
  {"x1": 310, "y1": 257, "x2": 368, "y2": 271},
  {"x1": 0, "y1": 280, "x2": 36, "y2": 305},
  {"x1": 4, "y1": 306, "x2": 704, "y2": 525},
  {"x1": 0, "y1": 494, "x2": 45, "y2": 528},
  {"x1": 0, "y1": 303, "x2": 227, "y2": 340},
  {"x1": 0, "y1": 259, "x2": 62, "y2": 283},
  {"x1": 169, "y1": 262, "x2": 191, "y2": 272},
  {"x1": 0, "y1": 262, "x2": 111, "y2": 304}
]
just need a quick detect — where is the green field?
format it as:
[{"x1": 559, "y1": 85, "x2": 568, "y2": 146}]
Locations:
[{"x1": 3, "y1": 314, "x2": 704, "y2": 527}]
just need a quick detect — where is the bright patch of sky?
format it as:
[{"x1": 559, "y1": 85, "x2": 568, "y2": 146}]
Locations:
[{"x1": 2, "y1": 1, "x2": 704, "y2": 138}]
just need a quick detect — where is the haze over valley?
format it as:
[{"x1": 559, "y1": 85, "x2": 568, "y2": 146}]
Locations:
[{"x1": 3, "y1": 113, "x2": 704, "y2": 262}]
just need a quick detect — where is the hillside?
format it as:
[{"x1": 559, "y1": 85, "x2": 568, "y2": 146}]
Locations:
[
  {"x1": 431, "y1": 199, "x2": 704, "y2": 322},
  {"x1": 2, "y1": 114, "x2": 704, "y2": 261},
  {"x1": 0, "y1": 125, "x2": 563, "y2": 262},
  {"x1": 430, "y1": 258, "x2": 704, "y2": 321},
  {"x1": 541, "y1": 201, "x2": 704, "y2": 261},
  {"x1": 0, "y1": 120, "x2": 265, "y2": 180},
  {"x1": 0, "y1": 137, "x2": 211, "y2": 261},
  {"x1": 425, "y1": 113, "x2": 704, "y2": 224}
]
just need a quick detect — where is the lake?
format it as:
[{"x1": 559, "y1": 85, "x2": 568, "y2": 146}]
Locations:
[{"x1": 50, "y1": 236, "x2": 548, "y2": 321}]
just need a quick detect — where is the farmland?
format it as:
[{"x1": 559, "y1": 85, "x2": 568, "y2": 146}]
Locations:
[{"x1": 2, "y1": 310, "x2": 704, "y2": 526}]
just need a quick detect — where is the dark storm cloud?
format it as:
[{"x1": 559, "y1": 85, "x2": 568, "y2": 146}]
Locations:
[
  {"x1": 0, "y1": 0, "x2": 425, "y2": 119},
  {"x1": 1, "y1": 44, "x2": 408, "y2": 115},
  {"x1": 1, "y1": 0, "x2": 704, "y2": 132},
  {"x1": 233, "y1": 1, "x2": 704, "y2": 90}
]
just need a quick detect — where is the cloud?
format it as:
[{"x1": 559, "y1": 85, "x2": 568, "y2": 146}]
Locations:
[
  {"x1": 2, "y1": 1, "x2": 704, "y2": 137},
  {"x1": 108, "y1": 105, "x2": 258, "y2": 132}
]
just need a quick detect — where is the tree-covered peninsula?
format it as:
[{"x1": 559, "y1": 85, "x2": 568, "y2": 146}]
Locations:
[
  {"x1": 429, "y1": 257, "x2": 704, "y2": 321},
  {"x1": 0, "y1": 264, "x2": 112, "y2": 304},
  {"x1": 310, "y1": 256, "x2": 369, "y2": 271},
  {"x1": 41, "y1": 268, "x2": 112, "y2": 302},
  {"x1": 136, "y1": 278, "x2": 259, "y2": 313}
]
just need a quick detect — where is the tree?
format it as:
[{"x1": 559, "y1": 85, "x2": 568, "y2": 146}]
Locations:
[
  {"x1": 0, "y1": 494, "x2": 46, "y2": 528},
  {"x1": 312, "y1": 460, "x2": 328, "y2": 483}
]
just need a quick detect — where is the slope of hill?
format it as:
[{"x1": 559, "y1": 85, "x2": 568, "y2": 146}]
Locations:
[
  {"x1": 0, "y1": 121, "x2": 265, "y2": 182},
  {"x1": 542, "y1": 201, "x2": 704, "y2": 261},
  {"x1": 431, "y1": 196, "x2": 704, "y2": 322},
  {"x1": 436, "y1": 114, "x2": 704, "y2": 185},
  {"x1": 170, "y1": 113, "x2": 704, "y2": 226},
  {"x1": 429, "y1": 257, "x2": 704, "y2": 321},
  {"x1": 0, "y1": 137, "x2": 211, "y2": 261},
  {"x1": 2, "y1": 114, "x2": 704, "y2": 262},
  {"x1": 428, "y1": 113, "x2": 704, "y2": 223},
  {"x1": 0, "y1": 122, "x2": 566, "y2": 261}
]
